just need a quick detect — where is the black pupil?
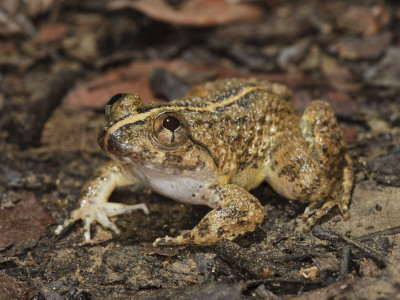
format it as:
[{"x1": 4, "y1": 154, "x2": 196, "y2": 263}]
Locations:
[
  {"x1": 107, "y1": 93, "x2": 124, "y2": 106},
  {"x1": 163, "y1": 116, "x2": 180, "y2": 131}
]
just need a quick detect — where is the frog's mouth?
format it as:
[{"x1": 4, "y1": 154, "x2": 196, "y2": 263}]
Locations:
[{"x1": 98, "y1": 127, "x2": 109, "y2": 153}]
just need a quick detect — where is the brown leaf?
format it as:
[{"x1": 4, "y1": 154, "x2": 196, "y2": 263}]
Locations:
[
  {"x1": 322, "y1": 90, "x2": 360, "y2": 117},
  {"x1": 321, "y1": 55, "x2": 359, "y2": 92},
  {"x1": 336, "y1": 5, "x2": 391, "y2": 37},
  {"x1": 38, "y1": 22, "x2": 70, "y2": 43},
  {"x1": 108, "y1": 0, "x2": 261, "y2": 26},
  {"x1": 64, "y1": 60, "x2": 236, "y2": 108},
  {"x1": 292, "y1": 89, "x2": 359, "y2": 115},
  {"x1": 64, "y1": 59, "x2": 309, "y2": 109},
  {"x1": 0, "y1": 191, "x2": 56, "y2": 255},
  {"x1": 332, "y1": 32, "x2": 391, "y2": 60},
  {"x1": 0, "y1": 271, "x2": 35, "y2": 300},
  {"x1": 341, "y1": 125, "x2": 359, "y2": 144}
]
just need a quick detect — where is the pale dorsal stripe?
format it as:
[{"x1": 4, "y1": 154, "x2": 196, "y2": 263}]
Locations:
[{"x1": 104, "y1": 85, "x2": 264, "y2": 146}]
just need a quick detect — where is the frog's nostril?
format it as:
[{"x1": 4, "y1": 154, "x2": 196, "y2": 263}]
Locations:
[
  {"x1": 100, "y1": 130, "x2": 130, "y2": 157},
  {"x1": 107, "y1": 93, "x2": 125, "y2": 106},
  {"x1": 100, "y1": 132, "x2": 118, "y2": 155}
]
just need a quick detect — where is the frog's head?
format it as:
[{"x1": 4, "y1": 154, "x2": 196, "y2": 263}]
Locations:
[{"x1": 98, "y1": 93, "x2": 214, "y2": 174}]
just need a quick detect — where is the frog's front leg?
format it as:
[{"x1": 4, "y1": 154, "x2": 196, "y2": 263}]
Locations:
[
  {"x1": 55, "y1": 160, "x2": 149, "y2": 242},
  {"x1": 154, "y1": 184, "x2": 264, "y2": 246}
]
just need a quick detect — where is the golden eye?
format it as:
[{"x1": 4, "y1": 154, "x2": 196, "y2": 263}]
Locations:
[{"x1": 152, "y1": 112, "x2": 188, "y2": 148}]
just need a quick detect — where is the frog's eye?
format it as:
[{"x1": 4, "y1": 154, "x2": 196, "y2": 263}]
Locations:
[
  {"x1": 105, "y1": 93, "x2": 144, "y2": 121},
  {"x1": 107, "y1": 93, "x2": 124, "y2": 106},
  {"x1": 105, "y1": 94, "x2": 125, "y2": 119},
  {"x1": 152, "y1": 112, "x2": 188, "y2": 148}
]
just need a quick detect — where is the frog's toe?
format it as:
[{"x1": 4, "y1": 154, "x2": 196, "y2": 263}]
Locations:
[
  {"x1": 54, "y1": 208, "x2": 87, "y2": 236},
  {"x1": 103, "y1": 202, "x2": 149, "y2": 217},
  {"x1": 68, "y1": 210, "x2": 120, "y2": 243},
  {"x1": 339, "y1": 203, "x2": 350, "y2": 220},
  {"x1": 302, "y1": 202, "x2": 320, "y2": 220},
  {"x1": 303, "y1": 199, "x2": 345, "y2": 231},
  {"x1": 83, "y1": 218, "x2": 93, "y2": 242},
  {"x1": 54, "y1": 217, "x2": 76, "y2": 235},
  {"x1": 96, "y1": 211, "x2": 120, "y2": 234}
]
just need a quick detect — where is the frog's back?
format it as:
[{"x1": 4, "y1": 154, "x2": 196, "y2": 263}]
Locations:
[{"x1": 168, "y1": 79, "x2": 298, "y2": 189}]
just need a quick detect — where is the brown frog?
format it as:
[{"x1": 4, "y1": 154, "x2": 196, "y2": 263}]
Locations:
[{"x1": 55, "y1": 78, "x2": 353, "y2": 245}]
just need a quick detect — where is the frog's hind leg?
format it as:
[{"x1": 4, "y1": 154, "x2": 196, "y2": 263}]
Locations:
[
  {"x1": 302, "y1": 151, "x2": 353, "y2": 224},
  {"x1": 153, "y1": 184, "x2": 264, "y2": 246},
  {"x1": 266, "y1": 100, "x2": 353, "y2": 230},
  {"x1": 299, "y1": 101, "x2": 354, "y2": 229}
]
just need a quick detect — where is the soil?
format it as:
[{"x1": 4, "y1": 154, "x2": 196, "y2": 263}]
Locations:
[{"x1": 1, "y1": 0, "x2": 400, "y2": 299}]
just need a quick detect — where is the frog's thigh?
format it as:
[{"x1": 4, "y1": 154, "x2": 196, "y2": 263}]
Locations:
[
  {"x1": 266, "y1": 135, "x2": 334, "y2": 203},
  {"x1": 301, "y1": 100, "x2": 353, "y2": 213},
  {"x1": 154, "y1": 184, "x2": 264, "y2": 246},
  {"x1": 300, "y1": 100, "x2": 346, "y2": 178}
]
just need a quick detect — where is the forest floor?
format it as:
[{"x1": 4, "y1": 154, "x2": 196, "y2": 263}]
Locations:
[{"x1": 1, "y1": 0, "x2": 400, "y2": 299}]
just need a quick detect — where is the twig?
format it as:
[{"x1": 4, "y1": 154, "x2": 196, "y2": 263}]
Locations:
[
  {"x1": 270, "y1": 252, "x2": 317, "y2": 263},
  {"x1": 312, "y1": 226, "x2": 392, "y2": 267},
  {"x1": 245, "y1": 278, "x2": 325, "y2": 290},
  {"x1": 354, "y1": 225, "x2": 400, "y2": 242},
  {"x1": 339, "y1": 246, "x2": 351, "y2": 280}
]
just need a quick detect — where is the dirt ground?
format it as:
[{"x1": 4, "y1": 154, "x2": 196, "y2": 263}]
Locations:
[{"x1": 1, "y1": 0, "x2": 400, "y2": 299}]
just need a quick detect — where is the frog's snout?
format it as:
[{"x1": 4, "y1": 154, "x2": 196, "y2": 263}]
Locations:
[
  {"x1": 99, "y1": 126, "x2": 138, "y2": 161},
  {"x1": 99, "y1": 129, "x2": 125, "y2": 157}
]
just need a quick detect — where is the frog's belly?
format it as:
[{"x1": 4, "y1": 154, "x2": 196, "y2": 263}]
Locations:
[{"x1": 133, "y1": 165, "x2": 213, "y2": 206}]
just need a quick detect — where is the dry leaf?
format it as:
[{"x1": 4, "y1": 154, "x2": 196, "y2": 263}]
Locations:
[
  {"x1": 108, "y1": 0, "x2": 261, "y2": 26},
  {"x1": 0, "y1": 271, "x2": 35, "y2": 300},
  {"x1": 0, "y1": 191, "x2": 56, "y2": 255},
  {"x1": 64, "y1": 59, "x2": 307, "y2": 109},
  {"x1": 336, "y1": 5, "x2": 390, "y2": 37},
  {"x1": 38, "y1": 22, "x2": 70, "y2": 42}
]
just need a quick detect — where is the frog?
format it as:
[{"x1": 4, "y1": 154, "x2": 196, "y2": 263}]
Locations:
[{"x1": 55, "y1": 78, "x2": 353, "y2": 246}]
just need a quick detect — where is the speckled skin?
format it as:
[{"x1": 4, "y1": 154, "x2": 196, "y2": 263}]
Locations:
[{"x1": 55, "y1": 78, "x2": 353, "y2": 246}]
